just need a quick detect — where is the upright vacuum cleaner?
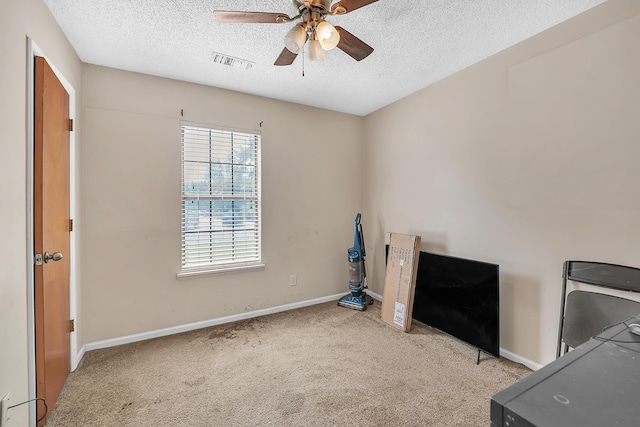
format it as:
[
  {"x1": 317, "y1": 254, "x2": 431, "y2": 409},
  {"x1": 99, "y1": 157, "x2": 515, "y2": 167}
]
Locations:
[{"x1": 338, "y1": 213, "x2": 373, "y2": 311}]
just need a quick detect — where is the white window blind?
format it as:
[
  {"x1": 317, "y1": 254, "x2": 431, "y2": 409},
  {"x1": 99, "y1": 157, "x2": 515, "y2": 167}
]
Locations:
[{"x1": 181, "y1": 124, "x2": 261, "y2": 273}]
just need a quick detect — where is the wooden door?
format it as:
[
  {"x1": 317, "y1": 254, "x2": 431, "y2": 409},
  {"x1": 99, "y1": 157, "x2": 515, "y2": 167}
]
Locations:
[{"x1": 34, "y1": 56, "x2": 71, "y2": 426}]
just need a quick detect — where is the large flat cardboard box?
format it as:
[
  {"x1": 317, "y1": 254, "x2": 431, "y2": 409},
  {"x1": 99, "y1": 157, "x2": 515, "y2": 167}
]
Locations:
[{"x1": 381, "y1": 233, "x2": 421, "y2": 332}]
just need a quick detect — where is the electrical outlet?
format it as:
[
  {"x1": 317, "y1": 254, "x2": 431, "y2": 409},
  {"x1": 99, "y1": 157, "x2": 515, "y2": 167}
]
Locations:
[
  {"x1": 289, "y1": 274, "x2": 297, "y2": 286},
  {"x1": 1, "y1": 392, "x2": 10, "y2": 427}
]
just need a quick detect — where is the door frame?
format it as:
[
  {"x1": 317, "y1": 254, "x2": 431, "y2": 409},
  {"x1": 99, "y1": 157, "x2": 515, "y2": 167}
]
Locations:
[{"x1": 26, "y1": 38, "x2": 79, "y2": 426}]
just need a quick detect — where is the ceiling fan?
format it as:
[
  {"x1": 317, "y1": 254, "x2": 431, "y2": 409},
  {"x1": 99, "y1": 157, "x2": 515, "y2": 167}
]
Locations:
[{"x1": 213, "y1": 0, "x2": 378, "y2": 66}]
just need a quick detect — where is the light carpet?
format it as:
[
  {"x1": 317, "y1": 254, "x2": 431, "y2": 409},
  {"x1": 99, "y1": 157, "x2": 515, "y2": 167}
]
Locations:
[{"x1": 46, "y1": 300, "x2": 531, "y2": 426}]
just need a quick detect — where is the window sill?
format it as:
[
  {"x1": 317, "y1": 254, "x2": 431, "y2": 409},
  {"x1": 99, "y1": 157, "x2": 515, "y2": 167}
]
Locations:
[{"x1": 176, "y1": 263, "x2": 266, "y2": 279}]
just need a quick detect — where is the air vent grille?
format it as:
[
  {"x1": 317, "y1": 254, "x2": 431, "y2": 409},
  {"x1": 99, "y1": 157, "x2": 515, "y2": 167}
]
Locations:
[{"x1": 211, "y1": 52, "x2": 255, "y2": 71}]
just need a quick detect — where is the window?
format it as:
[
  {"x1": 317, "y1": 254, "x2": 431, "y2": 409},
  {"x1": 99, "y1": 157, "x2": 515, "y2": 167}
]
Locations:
[{"x1": 180, "y1": 124, "x2": 261, "y2": 275}]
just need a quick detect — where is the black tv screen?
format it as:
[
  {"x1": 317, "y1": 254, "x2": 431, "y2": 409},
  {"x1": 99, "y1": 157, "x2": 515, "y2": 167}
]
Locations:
[{"x1": 412, "y1": 252, "x2": 500, "y2": 357}]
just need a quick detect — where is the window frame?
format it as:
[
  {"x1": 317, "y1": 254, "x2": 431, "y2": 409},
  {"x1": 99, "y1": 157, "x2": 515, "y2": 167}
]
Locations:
[{"x1": 177, "y1": 122, "x2": 264, "y2": 278}]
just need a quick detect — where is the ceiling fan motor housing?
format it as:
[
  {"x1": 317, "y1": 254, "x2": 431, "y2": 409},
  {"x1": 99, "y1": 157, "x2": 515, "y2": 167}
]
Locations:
[{"x1": 303, "y1": 1, "x2": 332, "y2": 11}]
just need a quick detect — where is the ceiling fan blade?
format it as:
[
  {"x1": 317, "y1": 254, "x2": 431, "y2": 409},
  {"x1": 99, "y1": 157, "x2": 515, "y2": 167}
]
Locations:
[
  {"x1": 331, "y1": 0, "x2": 378, "y2": 14},
  {"x1": 274, "y1": 48, "x2": 298, "y2": 66},
  {"x1": 335, "y1": 26, "x2": 374, "y2": 61},
  {"x1": 213, "y1": 11, "x2": 291, "y2": 23}
]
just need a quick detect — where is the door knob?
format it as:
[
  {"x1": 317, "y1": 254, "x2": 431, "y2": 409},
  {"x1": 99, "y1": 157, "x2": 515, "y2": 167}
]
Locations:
[{"x1": 44, "y1": 251, "x2": 63, "y2": 263}]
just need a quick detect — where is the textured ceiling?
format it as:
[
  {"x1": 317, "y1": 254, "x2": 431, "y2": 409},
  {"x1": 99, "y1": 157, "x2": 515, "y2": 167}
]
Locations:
[{"x1": 43, "y1": 0, "x2": 606, "y2": 116}]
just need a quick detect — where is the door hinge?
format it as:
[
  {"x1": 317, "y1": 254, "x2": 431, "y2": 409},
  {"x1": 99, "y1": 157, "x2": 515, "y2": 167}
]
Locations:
[
  {"x1": 69, "y1": 219, "x2": 74, "y2": 232},
  {"x1": 35, "y1": 254, "x2": 43, "y2": 266},
  {"x1": 70, "y1": 319, "x2": 75, "y2": 333},
  {"x1": 68, "y1": 118, "x2": 74, "y2": 132}
]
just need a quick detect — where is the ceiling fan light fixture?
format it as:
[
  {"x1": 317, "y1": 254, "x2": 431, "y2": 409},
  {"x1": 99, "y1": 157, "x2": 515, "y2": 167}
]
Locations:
[
  {"x1": 316, "y1": 20, "x2": 340, "y2": 51},
  {"x1": 214, "y1": 0, "x2": 377, "y2": 66},
  {"x1": 309, "y1": 39, "x2": 325, "y2": 61},
  {"x1": 284, "y1": 24, "x2": 307, "y2": 53}
]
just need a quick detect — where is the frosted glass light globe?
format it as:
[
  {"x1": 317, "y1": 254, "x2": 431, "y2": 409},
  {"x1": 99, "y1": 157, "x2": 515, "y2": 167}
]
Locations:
[
  {"x1": 284, "y1": 25, "x2": 307, "y2": 54},
  {"x1": 309, "y1": 39, "x2": 325, "y2": 60},
  {"x1": 316, "y1": 21, "x2": 340, "y2": 51}
]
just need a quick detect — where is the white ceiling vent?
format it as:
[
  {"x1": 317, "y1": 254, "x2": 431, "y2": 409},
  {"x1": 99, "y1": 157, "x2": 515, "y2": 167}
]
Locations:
[{"x1": 211, "y1": 52, "x2": 255, "y2": 71}]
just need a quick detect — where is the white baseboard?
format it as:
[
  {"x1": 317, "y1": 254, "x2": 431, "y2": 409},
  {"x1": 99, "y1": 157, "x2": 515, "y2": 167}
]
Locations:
[
  {"x1": 84, "y1": 293, "x2": 347, "y2": 353},
  {"x1": 499, "y1": 348, "x2": 543, "y2": 371},
  {"x1": 368, "y1": 290, "x2": 383, "y2": 301},
  {"x1": 79, "y1": 289, "x2": 542, "y2": 372}
]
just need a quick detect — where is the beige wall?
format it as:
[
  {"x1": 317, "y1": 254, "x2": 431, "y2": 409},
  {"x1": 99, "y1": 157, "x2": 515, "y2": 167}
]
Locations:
[
  {"x1": 80, "y1": 65, "x2": 363, "y2": 343},
  {"x1": 0, "y1": 0, "x2": 82, "y2": 425},
  {"x1": 363, "y1": 0, "x2": 640, "y2": 366}
]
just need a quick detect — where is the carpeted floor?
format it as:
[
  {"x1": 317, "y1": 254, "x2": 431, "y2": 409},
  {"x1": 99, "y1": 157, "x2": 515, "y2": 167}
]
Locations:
[{"x1": 46, "y1": 300, "x2": 531, "y2": 426}]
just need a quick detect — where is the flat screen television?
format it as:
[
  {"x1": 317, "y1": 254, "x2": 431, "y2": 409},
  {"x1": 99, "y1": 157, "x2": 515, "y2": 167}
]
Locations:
[
  {"x1": 386, "y1": 247, "x2": 500, "y2": 357},
  {"x1": 414, "y1": 251, "x2": 500, "y2": 357}
]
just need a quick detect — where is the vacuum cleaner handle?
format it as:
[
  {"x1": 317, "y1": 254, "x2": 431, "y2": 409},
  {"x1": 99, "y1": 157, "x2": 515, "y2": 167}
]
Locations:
[{"x1": 353, "y1": 213, "x2": 361, "y2": 252}]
